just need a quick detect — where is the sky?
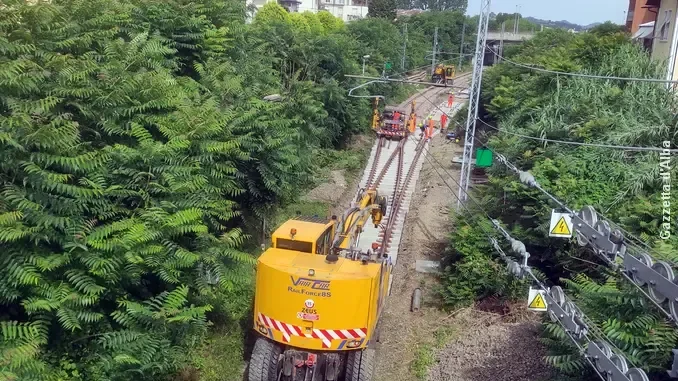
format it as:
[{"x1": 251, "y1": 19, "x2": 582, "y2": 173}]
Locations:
[{"x1": 466, "y1": 0, "x2": 629, "y2": 26}]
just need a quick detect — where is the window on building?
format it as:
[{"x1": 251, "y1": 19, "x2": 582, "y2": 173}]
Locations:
[{"x1": 660, "y1": 10, "x2": 672, "y2": 41}]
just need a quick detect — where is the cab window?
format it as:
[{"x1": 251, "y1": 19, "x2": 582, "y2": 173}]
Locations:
[
  {"x1": 276, "y1": 239, "x2": 312, "y2": 253},
  {"x1": 315, "y1": 226, "x2": 333, "y2": 255}
]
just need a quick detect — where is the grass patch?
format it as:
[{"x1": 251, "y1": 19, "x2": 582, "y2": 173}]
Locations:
[
  {"x1": 271, "y1": 200, "x2": 332, "y2": 229},
  {"x1": 313, "y1": 147, "x2": 368, "y2": 179},
  {"x1": 409, "y1": 325, "x2": 458, "y2": 380},
  {"x1": 191, "y1": 324, "x2": 247, "y2": 381},
  {"x1": 388, "y1": 84, "x2": 422, "y2": 105},
  {"x1": 411, "y1": 343, "x2": 436, "y2": 380}
]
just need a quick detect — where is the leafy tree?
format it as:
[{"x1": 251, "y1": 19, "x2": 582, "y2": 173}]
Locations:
[
  {"x1": 588, "y1": 21, "x2": 626, "y2": 36},
  {"x1": 442, "y1": 25, "x2": 678, "y2": 377},
  {"x1": 414, "y1": 0, "x2": 466, "y2": 11},
  {"x1": 368, "y1": 0, "x2": 397, "y2": 20},
  {"x1": 0, "y1": 0, "x2": 486, "y2": 378}
]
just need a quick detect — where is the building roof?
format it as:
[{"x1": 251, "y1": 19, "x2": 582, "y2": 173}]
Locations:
[
  {"x1": 632, "y1": 21, "x2": 654, "y2": 40},
  {"x1": 396, "y1": 9, "x2": 425, "y2": 17}
]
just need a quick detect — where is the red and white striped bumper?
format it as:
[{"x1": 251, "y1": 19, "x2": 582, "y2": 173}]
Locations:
[{"x1": 257, "y1": 313, "x2": 367, "y2": 349}]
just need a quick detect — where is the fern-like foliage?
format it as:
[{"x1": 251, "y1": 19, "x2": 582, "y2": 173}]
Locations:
[
  {"x1": 0, "y1": 0, "x2": 255, "y2": 379},
  {"x1": 462, "y1": 28, "x2": 678, "y2": 379}
]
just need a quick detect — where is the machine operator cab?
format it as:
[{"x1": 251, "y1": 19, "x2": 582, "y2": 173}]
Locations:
[{"x1": 271, "y1": 216, "x2": 337, "y2": 256}]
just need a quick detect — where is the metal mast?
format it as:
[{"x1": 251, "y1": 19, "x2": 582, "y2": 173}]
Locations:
[
  {"x1": 401, "y1": 23, "x2": 408, "y2": 71},
  {"x1": 458, "y1": 22, "x2": 466, "y2": 70},
  {"x1": 457, "y1": 0, "x2": 491, "y2": 209},
  {"x1": 430, "y1": 27, "x2": 438, "y2": 75}
]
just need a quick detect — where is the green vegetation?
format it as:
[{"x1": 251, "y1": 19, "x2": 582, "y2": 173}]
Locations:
[
  {"x1": 409, "y1": 326, "x2": 458, "y2": 380},
  {"x1": 487, "y1": 12, "x2": 540, "y2": 33},
  {"x1": 441, "y1": 26, "x2": 678, "y2": 378},
  {"x1": 0, "y1": 0, "x2": 473, "y2": 379}
]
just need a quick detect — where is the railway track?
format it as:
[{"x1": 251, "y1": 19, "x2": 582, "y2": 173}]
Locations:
[{"x1": 353, "y1": 73, "x2": 472, "y2": 273}]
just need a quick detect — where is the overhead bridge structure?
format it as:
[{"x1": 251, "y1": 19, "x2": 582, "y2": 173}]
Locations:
[{"x1": 484, "y1": 32, "x2": 535, "y2": 65}]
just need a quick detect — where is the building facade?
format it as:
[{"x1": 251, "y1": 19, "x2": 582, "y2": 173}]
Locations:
[
  {"x1": 320, "y1": 0, "x2": 368, "y2": 21},
  {"x1": 246, "y1": 0, "x2": 368, "y2": 22},
  {"x1": 626, "y1": 0, "x2": 659, "y2": 33},
  {"x1": 648, "y1": 0, "x2": 678, "y2": 81}
]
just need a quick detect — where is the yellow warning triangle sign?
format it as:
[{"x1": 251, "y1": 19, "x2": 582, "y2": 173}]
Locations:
[
  {"x1": 528, "y1": 293, "x2": 547, "y2": 309},
  {"x1": 550, "y1": 216, "x2": 571, "y2": 235}
]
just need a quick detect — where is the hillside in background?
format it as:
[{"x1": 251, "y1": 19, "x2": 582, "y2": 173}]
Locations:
[{"x1": 523, "y1": 16, "x2": 589, "y2": 31}]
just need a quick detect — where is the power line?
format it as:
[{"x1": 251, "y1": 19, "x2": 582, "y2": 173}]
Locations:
[
  {"x1": 486, "y1": 45, "x2": 678, "y2": 84},
  {"x1": 417, "y1": 84, "x2": 678, "y2": 331},
  {"x1": 413, "y1": 89, "x2": 674, "y2": 262},
  {"x1": 476, "y1": 118, "x2": 678, "y2": 153},
  {"x1": 416, "y1": 140, "x2": 643, "y2": 381},
  {"x1": 410, "y1": 55, "x2": 666, "y2": 380}
]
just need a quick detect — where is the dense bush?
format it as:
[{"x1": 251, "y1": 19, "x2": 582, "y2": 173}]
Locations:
[
  {"x1": 441, "y1": 27, "x2": 678, "y2": 378},
  {"x1": 0, "y1": 1, "x2": 472, "y2": 379}
]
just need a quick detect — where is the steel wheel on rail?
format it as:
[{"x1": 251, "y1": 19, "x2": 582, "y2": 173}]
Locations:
[
  {"x1": 593, "y1": 342, "x2": 612, "y2": 373},
  {"x1": 345, "y1": 348, "x2": 376, "y2": 381},
  {"x1": 632, "y1": 253, "x2": 653, "y2": 286},
  {"x1": 669, "y1": 276, "x2": 678, "y2": 322},
  {"x1": 608, "y1": 354, "x2": 628, "y2": 381},
  {"x1": 649, "y1": 261, "x2": 674, "y2": 303},
  {"x1": 625, "y1": 368, "x2": 649, "y2": 381},
  {"x1": 248, "y1": 337, "x2": 283, "y2": 381}
]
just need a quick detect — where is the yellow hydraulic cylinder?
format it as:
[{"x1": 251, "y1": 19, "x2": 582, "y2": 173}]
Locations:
[{"x1": 371, "y1": 98, "x2": 380, "y2": 130}]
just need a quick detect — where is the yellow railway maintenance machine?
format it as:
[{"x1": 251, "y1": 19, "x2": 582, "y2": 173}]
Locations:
[
  {"x1": 249, "y1": 189, "x2": 392, "y2": 381},
  {"x1": 431, "y1": 64, "x2": 455, "y2": 86},
  {"x1": 370, "y1": 99, "x2": 417, "y2": 140}
]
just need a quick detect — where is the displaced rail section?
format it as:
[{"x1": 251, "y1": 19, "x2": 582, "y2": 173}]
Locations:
[{"x1": 248, "y1": 77, "x2": 467, "y2": 381}]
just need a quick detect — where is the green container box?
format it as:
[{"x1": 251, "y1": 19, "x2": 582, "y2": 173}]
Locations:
[{"x1": 475, "y1": 148, "x2": 493, "y2": 168}]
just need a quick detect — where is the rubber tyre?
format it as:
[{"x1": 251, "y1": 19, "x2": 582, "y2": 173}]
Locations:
[
  {"x1": 248, "y1": 337, "x2": 282, "y2": 381},
  {"x1": 345, "y1": 348, "x2": 376, "y2": 381}
]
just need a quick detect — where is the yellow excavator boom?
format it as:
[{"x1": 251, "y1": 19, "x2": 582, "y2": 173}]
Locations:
[
  {"x1": 371, "y1": 98, "x2": 381, "y2": 130},
  {"x1": 331, "y1": 189, "x2": 385, "y2": 252}
]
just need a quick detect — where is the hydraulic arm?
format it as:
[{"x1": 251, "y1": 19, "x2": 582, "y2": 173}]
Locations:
[{"x1": 331, "y1": 189, "x2": 387, "y2": 253}]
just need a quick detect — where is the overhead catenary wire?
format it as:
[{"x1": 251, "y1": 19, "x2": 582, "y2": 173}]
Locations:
[
  {"x1": 388, "y1": 55, "x2": 654, "y2": 378},
  {"x1": 413, "y1": 88, "x2": 678, "y2": 330},
  {"x1": 476, "y1": 118, "x2": 678, "y2": 153},
  {"x1": 470, "y1": 132, "x2": 672, "y2": 262},
  {"x1": 416, "y1": 142, "x2": 623, "y2": 381},
  {"x1": 388, "y1": 55, "x2": 652, "y2": 357},
  {"x1": 486, "y1": 45, "x2": 678, "y2": 84},
  {"x1": 469, "y1": 132, "x2": 678, "y2": 324},
  {"x1": 412, "y1": 89, "x2": 673, "y2": 258},
  {"x1": 418, "y1": 135, "x2": 644, "y2": 368}
]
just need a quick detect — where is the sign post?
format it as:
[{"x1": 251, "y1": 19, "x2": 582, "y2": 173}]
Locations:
[
  {"x1": 527, "y1": 287, "x2": 547, "y2": 311},
  {"x1": 549, "y1": 210, "x2": 574, "y2": 238}
]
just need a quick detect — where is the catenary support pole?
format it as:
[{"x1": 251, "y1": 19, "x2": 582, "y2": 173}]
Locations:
[
  {"x1": 430, "y1": 27, "x2": 438, "y2": 76},
  {"x1": 458, "y1": 22, "x2": 466, "y2": 70},
  {"x1": 401, "y1": 23, "x2": 408, "y2": 71},
  {"x1": 499, "y1": 21, "x2": 505, "y2": 63},
  {"x1": 457, "y1": 0, "x2": 491, "y2": 210}
]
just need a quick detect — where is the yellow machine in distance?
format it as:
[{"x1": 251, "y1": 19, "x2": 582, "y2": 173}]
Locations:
[
  {"x1": 249, "y1": 189, "x2": 392, "y2": 381},
  {"x1": 431, "y1": 64, "x2": 455, "y2": 86}
]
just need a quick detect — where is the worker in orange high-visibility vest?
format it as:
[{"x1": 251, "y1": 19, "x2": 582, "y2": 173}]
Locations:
[
  {"x1": 440, "y1": 113, "x2": 448, "y2": 132},
  {"x1": 447, "y1": 93, "x2": 454, "y2": 108},
  {"x1": 426, "y1": 117, "x2": 434, "y2": 139}
]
